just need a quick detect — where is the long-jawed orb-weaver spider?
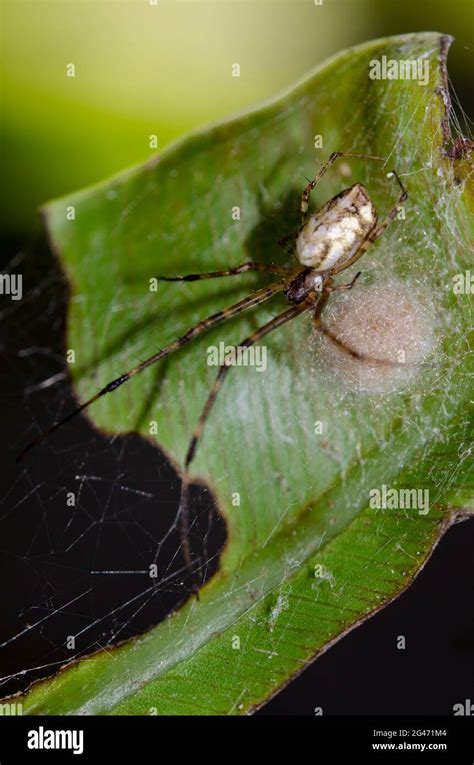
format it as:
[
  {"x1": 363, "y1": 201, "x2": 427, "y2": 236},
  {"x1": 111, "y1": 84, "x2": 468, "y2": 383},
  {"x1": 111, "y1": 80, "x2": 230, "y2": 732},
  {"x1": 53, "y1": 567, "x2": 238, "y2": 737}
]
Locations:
[{"x1": 19, "y1": 151, "x2": 408, "y2": 593}]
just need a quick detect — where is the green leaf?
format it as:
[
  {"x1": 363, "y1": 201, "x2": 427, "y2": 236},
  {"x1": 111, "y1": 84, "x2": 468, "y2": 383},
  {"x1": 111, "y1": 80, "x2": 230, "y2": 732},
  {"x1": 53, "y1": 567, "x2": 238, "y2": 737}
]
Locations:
[{"x1": 17, "y1": 32, "x2": 473, "y2": 714}]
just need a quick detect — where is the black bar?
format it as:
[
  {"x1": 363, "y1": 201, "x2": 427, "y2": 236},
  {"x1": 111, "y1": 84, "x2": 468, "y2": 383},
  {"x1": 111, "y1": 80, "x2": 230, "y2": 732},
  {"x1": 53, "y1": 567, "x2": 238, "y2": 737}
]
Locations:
[{"x1": 0, "y1": 715, "x2": 472, "y2": 762}]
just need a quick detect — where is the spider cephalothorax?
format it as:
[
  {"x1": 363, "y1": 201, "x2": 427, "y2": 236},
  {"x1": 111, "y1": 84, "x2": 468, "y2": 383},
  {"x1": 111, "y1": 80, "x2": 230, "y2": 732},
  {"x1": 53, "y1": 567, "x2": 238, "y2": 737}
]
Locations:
[
  {"x1": 19, "y1": 151, "x2": 407, "y2": 593},
  {"x1": 284, "y1": 269, "x2": 327, "y2": 303}
]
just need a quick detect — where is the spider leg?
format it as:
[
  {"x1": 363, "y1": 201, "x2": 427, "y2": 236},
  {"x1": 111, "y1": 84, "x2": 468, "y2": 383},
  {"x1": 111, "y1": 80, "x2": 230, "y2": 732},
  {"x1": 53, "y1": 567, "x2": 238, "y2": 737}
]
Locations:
[
  {"x1": 300, "y1": 151, "x2": 386, "y2": 223},
  {"x1": 314, "y1": 290, "x2": 415, "y2": 368},
  {"x1": 17, "y1": 280, "x2": 287, "y2": 461},
  {"x1": 314, "y1": 303, "x2": 369, "y2": 363},
  {"x1": 157, "y1": 261, "x2": 290, "y2": 281},
  {"x1": 314, "y1": 314, "x2": 416, "y2": 367},
  {"x1": 324, "y1": 272, "x2": 362, "y2": 292},
  {"x1": 178, "y1": 296, "x2": 316, "y2": 593}
]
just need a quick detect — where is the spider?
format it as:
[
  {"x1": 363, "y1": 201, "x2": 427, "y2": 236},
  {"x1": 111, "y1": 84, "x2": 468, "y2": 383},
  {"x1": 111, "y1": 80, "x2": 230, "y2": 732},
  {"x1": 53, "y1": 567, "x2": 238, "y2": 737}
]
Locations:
[{"x1": 19, "y1": 151, "x2": 407, "y2": 592}]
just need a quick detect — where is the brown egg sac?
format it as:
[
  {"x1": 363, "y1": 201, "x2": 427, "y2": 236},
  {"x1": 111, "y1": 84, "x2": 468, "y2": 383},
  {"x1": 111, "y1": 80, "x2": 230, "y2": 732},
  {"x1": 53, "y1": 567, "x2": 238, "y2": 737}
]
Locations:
[{"x1": 317, "y1": 280, "x2": 436, "y2": 394}]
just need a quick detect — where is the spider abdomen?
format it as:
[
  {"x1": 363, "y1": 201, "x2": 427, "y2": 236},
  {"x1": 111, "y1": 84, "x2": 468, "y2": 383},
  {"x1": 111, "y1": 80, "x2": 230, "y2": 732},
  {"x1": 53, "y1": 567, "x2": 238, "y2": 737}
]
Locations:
[{"x1": 296, "y1": 183, "x2": 377, "y2": 270}]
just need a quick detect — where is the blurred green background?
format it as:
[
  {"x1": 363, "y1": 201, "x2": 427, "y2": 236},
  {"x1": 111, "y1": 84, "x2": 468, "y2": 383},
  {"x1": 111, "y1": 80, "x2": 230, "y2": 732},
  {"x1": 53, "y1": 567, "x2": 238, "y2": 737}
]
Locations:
[{"x1": 2, "y1": 0, "x2": 472, "y2": 235}]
